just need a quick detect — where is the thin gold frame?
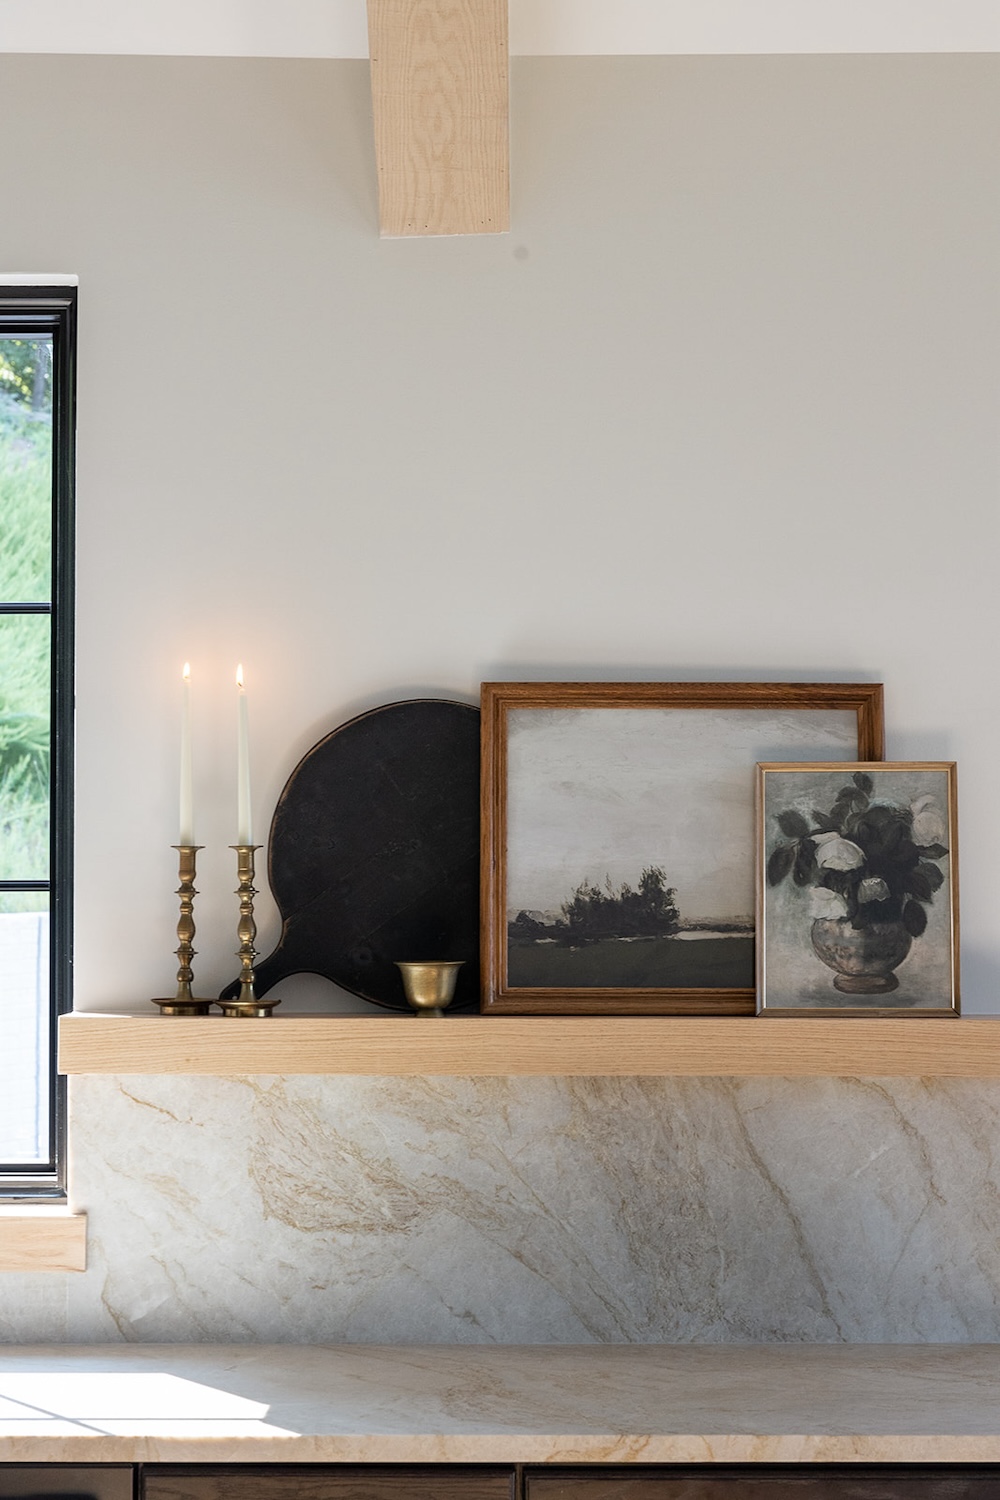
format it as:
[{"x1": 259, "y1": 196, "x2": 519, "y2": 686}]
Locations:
[
  {"x1": 481, "y1": 681, "x2": 885, "y2": 1016},
  {"x1": 756, "y1": 760, "x2": 959, "y2": 1017}
]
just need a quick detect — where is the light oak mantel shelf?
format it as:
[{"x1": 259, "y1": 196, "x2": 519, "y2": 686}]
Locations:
[{"x1": 59, "y1": 1012, "x2": 1000, "y2": 1078}]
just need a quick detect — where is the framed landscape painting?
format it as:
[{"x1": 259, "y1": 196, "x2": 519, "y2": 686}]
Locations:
[
  {"x1": 757, "y1": 761, "x2": 959, "y2": 1016},
  {"x1": 480, "y1": 681, "x2": 885, "y2": 1015}
]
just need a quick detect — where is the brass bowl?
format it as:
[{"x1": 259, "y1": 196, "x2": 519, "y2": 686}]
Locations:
[{"x1": 394, "y1": 960, "x2": 465, "y2": 1016}]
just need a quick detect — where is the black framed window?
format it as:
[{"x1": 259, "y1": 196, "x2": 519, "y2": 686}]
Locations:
[{"x1": 0, "y1": 285, "x2": 75, "y2": 1197}]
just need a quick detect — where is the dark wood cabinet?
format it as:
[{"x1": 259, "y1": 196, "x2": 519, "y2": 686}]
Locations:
[
  {"x1": 0, "y1": 1468, "x2": 133, "y2": 1500},
  {"x1": 8, "y1": 1461, "x2": 1000, "y2": 1500},
  {"x1": 142, "y1": 1467, "x2": 516, "y2": 1500},
  {"x1": 524, "y1": 1468, "x2": 1000, "y2": 1500}
]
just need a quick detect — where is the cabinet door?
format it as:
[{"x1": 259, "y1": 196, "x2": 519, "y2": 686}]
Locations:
[
  {"x1": 143, "y1": 1465, "x2": 515, "y2": 1500},
  {"x1": 0, "y1": 1468, "x2": 134, "y2": 1500},
  {"x1": 525, "y1": 1467, "x2": 1000, "y2": 1500}
]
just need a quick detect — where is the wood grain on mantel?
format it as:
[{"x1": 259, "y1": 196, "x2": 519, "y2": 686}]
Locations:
[{"x1": 59, "y1": 1013, "x2": 1000, "y2": 1077}]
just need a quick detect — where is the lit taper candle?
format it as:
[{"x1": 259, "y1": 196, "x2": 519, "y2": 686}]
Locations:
[
  {"x1": 179, "y1": 662, "x2": 194, "y2": 845},
  {"x1": 236, "y1": 663, "x2": 252, "y2": 845}
]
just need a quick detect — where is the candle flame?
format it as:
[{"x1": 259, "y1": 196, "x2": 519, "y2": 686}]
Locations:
[
  {"x1": 236, "y1": 663, "x2": 245, "y2": 689},
  {"x1": 182, "y1": 662, "x2": 191, "y2": 682}
]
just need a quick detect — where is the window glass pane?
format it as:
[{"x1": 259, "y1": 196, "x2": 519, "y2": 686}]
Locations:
[
  {"x1": 0, "y1": 292, "x2": 71, "y2": 1192},
  {"x1": 0, "y1": 896, "x2": 49, "y2": 1165},
  {"x1": 0, "y1": 336, "x2": 53, "y2": 604},
  {"x1": 0, "y1": 613, "x2": 50, "y2": 881}
]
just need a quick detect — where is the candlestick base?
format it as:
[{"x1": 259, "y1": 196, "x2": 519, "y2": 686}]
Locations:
[
  {"x1": 152, "y1": 845, "x2": 214, "y2": 1016},
  {"x1": 151, "y1": 996, "x2": 214, "y2": 1017},
  {"x1": 216, "y1": 996, "x2": 281, "y2": 1018}
]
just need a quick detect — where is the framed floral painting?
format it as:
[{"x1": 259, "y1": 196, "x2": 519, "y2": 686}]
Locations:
[
  {"x1": 756, "y1": 761, "x2": 959, "y2": 1015},
  {"x1": 480, "y1": 681, "x2": 885, "y2": 1015}
]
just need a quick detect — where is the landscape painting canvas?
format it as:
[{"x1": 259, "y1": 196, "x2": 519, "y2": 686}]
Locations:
[
  {"x1": 757, "y1": 761, "x2": 959, "y2": 1015},
  {"x1": 480, "y1": 682, "x2": 885, "y2": 1014}
]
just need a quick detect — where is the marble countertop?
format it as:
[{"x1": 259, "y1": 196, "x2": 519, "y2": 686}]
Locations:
[{"x1": 0, "y1": 1344, "x2": 999, "y2": 1464}]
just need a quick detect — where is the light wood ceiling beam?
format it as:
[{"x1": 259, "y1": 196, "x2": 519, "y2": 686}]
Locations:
[{"x1": 367, "y1": 0, "x2": 509, "y2": 237}]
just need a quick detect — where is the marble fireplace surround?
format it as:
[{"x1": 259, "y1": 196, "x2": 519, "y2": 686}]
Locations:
[{"x1": 5, "y1": 1073, "x2": 1000, "y2": 1345}]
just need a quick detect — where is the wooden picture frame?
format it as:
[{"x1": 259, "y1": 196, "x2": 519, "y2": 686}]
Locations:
[
  {"x1": 757, "y1": 761, "x2": 959, "y2": 1016},
  {"x1": 480, "y1": 682, "x2": 885, "y2": 1015}
]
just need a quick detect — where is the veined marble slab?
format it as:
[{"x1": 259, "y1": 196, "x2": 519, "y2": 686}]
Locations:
[
  {"x1": 56, "y1": 1076, "x2": 1000, "y2": 1345},
  {"x1": 0, "y1": 1344, "x2": 998, "y2": 1463}
]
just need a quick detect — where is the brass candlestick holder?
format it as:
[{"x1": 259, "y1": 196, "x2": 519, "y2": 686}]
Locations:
[
  {"x1": 151, "y1": 845, "x2": 214, "y2": 1016},
  {"x1": 217, "y1": 844, "x2": 280, "y2": 1017}
]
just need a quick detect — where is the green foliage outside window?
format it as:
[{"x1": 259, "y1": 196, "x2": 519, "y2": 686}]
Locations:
[
  {"x1": 0, "y1": 338, "x2": 51, "y2": 411},
  {"x1": 0, "y1": 351, "x2": 52, "y2": 887}
]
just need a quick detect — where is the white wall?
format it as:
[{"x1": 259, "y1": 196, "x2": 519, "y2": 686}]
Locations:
[
  {"x1": 0, "y1": 52, "x2": 997, "y2": 1014},
  {"x1": 2, "y1": 1, "x2": 1000, "y2": 56}
]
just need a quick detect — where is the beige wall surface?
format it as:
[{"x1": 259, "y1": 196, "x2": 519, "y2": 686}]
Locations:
[{"x1": 0, "y1": 52, "x2": 999, "y2": 1340}]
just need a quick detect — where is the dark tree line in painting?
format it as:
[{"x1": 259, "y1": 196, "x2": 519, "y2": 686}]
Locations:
[{"x1": 511, "y1": 865, "x2": 680, "y2": 946}]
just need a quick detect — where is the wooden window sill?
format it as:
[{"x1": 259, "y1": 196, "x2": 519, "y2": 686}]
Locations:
[{"x1": 0, "y1": 1207, "x2": 87, "y2": 1271}]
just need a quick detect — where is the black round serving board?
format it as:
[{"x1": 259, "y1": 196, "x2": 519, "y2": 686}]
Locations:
[{"x1": 220, "y1": 699, "x2": 480, "y2": 1011}]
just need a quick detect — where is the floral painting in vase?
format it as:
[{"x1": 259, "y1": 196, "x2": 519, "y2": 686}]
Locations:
[{"x1": 756, "y1": 762, "x2": 958, "y2": 1014}]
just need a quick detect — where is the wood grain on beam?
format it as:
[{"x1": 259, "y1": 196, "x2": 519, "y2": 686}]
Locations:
[{"x1": 367, "y1": 0, "x2": 509, "y2": 236}]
